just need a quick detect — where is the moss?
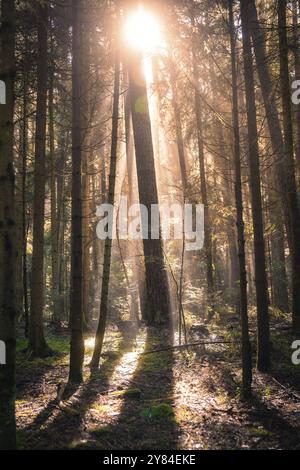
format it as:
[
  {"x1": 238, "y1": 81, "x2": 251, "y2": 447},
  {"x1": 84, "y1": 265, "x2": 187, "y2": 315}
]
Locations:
[
  {"x1": 111, "y1": 388, "x2": 141, "y2": 399},
  {"x1": 248, "y1": 427, "x2": 273, "y2": 438},
  {"x1": 141, "y1": 403, "x2": 174, "y2": 420},
  {"x1": 16, "y1": 335, "x2": 69, "y2": 367},
  {"x1": 89, "y1": 425, "x2": 114, "y2": 436}
]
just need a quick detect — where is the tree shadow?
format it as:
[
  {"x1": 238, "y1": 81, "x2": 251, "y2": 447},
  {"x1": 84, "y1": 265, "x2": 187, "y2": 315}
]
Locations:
[
  {"x1": 18, "y1": 328, "x2": 137, "y2": 449},
  {"x1": 87, "y1": 327, "x2": 181, "y2": 450}
]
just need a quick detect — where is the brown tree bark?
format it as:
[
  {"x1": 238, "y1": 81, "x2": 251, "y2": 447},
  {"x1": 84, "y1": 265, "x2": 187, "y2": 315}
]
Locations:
[
  {"x1": 190, "y1": 8, "x2": 214, "y2": 307},
  {"x1": 240, "y1": 0, "x2": 270, "y2": 372},
  {"x1": 0, "y1": 0, "x2": 17, "y2": 449},
  {"x1": 248, "y1": 0, "x2": 300, "y2": 333},
  {"x1": 28, "y1": 2, "x2": 50, "y2": 357},
  {"x1": 91, "y1": 34, "x2": 121, "y2": 369},
  {"x1": 128, "y1": 50, "x2": 172, "y2": 326},
  {"x1": 69, "y1": 0, "x2": 85, "y2": 382},
  {"x1": 228, "y1": 0, "x2": 252, "y2": 399}
]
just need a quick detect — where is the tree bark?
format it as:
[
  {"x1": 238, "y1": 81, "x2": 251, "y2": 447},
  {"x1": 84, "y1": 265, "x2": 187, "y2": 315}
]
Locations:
[
  {"x1": 29, "y1": 2, "x2": 50, "y2": 357},
  {"x1": 128, "y1": 50, "x2": 172, "y2": 326},
  {"x1": 248, "y1": 0, "x2": 300, "y2": 333},
  {"x1": 190, "y1": 8, "x2": 214, "y2": 306},
  {"x1": 240, "y1": 0, "x2": 270, "y2": 372},
  {"x1": 69, "y1": 0, "x2": 85, "y2": 382},
  {"x1": 228, "y1": 0, "x2": 252, "y2": 399},
  {"x1": 0, "y1": 0, "x2": 17, "y2": 449},
  {"x1": 91, "y1": 35, "x2": 121, "y2": 369}
]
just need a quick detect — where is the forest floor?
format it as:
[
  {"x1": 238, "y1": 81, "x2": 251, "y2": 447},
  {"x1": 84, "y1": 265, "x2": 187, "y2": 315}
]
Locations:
[{"x1": 15, "y1": 313, "x2": 300, "y2": 450}]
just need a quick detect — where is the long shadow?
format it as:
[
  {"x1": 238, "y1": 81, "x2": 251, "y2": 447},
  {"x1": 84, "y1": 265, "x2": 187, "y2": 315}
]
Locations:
[
  {"x1": 88, "y1": 327, "x2": 180, "y2": 450},
  {"x1": 18, "y1": 328, "x2": 137, "y2": 449},
  {"x1": 16, "y1": 334, "x2": 71, "y2": 403}
]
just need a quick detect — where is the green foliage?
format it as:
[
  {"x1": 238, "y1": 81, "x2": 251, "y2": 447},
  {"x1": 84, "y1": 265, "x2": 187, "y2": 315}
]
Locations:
[
  {"x1": 16, "y1": 335, "x2": 69, "y2": 367},
  {"x1": 111, "y1": 388, "x2": 141, "y2": 399},
  {"x1": 141, "y1": 403, "x2": 174, "y2": 420}
]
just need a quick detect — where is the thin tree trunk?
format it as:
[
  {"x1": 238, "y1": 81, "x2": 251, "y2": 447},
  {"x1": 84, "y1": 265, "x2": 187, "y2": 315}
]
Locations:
[
  {"x1": 69, "y1": 0, "x2": 85, "y2": 383},
  {"x1": 29, "y1": 2, "x2": 50, "y2": 357},
  {"x1": 49, "y1": 55, "x2": 59, "y2": 328},
  {"x1": 90, "y1": 35, "x2": 121, "y2": 369},
  {"x1": 0, "y1": 0, "x2": 17, "y2": 449},
  {"x1": 228, "y1": 0, "x2": 252, "y2": 399},
  {"x1": 292, "y1": 0, "x2": 300, "y2": 173},
  {"x1": 21, "y1": 68, "x2": 29, "y2": 338},
  {"x1": 240, "y1": 0, "x2": 270, "y2": 372},
  {"x1": 190, "y1": 8, "x2": 214, "y2": 306},
  {"x1": 169, "y1": 57, "x2": 187, "y2": 189}
]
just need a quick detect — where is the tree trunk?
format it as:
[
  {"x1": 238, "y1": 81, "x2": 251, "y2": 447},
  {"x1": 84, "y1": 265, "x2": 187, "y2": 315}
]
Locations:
[
  {"x1": 69, "y1": 0, "x2": 85, "y2": 383},
  {"x1": 169, "y1": 57, "x2": 187, "y2": 189},
  {"x1": 29, "y1": 2, "x2": 50, "y2": 357},
  {"x1": 228, "y1": 0, "x2": 252, "y2": 399},
  {"x1": 240, "y1": 0, "x2": 270, "y2": 372},
  {"x1": 128, "y1": 50, "x2": 172, "y2": 326},
  {"x1": 248, "y1": 0, "x2": 300, "y2": 333},
  {"x1": 91, "y1": 37, "x2": 121, "y2": 369},
  {"x1": 49, "y1": 55, "x2": 59, "y2": 328},
  {"x1": 190, "y1": 9, "x2": 214, "y2": 306},
  {"x1": 0, "y1": 0, "x2": 17, "y2": 449},
  {"x1": 292, "y1": 0, "x2": 300, "y2": 173}
]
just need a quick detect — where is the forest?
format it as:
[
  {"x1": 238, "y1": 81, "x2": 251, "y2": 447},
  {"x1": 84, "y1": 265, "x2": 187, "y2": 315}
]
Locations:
[{"x1": 1, "y1": 0, "x2": 300, "y2": 453}]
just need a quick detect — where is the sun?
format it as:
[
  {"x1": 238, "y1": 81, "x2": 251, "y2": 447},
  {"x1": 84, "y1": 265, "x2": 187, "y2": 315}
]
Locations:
[{"x1": 123, "y1": 5, "x2": 162, "y2": 54}]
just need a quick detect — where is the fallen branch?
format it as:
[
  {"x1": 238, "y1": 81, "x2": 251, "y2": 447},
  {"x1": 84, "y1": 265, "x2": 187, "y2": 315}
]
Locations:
[
  {"x1": 270, "y1": 377, "x2": 300, "y2": 401},
  {"x1": 142, "y1": 340, "x2": 241, "y2": 355}
]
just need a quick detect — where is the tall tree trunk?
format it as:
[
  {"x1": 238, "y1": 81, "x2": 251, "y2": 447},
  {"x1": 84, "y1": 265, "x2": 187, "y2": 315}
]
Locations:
[
  {"x1": 248, "y1": 0, "x2": 300, "y2": 333},
  {"x1": 190, "y1": 8, "x2": 214, "y2": 307},
  {"x1": 127, "y1": 50, "x2": 172, "y2": 326},
  {"x1": 29, "y1": 2, "x2": 50, "y2": 357},
  {"x1": 267, "y1": 172, "x2": 289, "y2": 312},
  {"x1": 292, "y1": 0, "x2": 300, "y2": 173},
  {"x1": 169, "y1": 57, "x2": 187, "y2": 189},
  {"x1": 0, "y1": 0, "x2": 16, "y2": 449},
  {"x1": 91, "y1": 35, "x2": 121, "y2": 369},
  {"x1": 69, "y1": 0, "x2": 85, "y2": 383},
  {"x1": 228, "y1": 0, "x2": 252, "y2": 398},
  {"x1": 240, "y1": 0, "x2": 270, "y2": 372},
  {"x1": 124, "y1": 86, "x2": 144, "y2": 322},
  {"x1": 49, "y1": 55, "x2": 59, "y2": 328},
  {"x1": 82, "y1": 28, "x2": 91, "y2": 330},
  {"x1": 21, "y1": 64, "x2": 29, "y2": 338}
]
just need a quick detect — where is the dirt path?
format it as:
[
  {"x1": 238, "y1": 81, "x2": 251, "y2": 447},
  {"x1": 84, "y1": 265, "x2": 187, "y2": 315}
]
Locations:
[{"x1": 15, "y1": 327, "x2": 300, "y2": 450}]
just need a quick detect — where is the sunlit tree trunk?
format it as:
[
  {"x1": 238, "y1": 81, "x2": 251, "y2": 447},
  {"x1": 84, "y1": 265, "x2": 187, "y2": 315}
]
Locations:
[
  {"x1": 128, "y1": 49, "x2": 172, "y2": 326},
  {"x1": 190, "y1": 9, "x2": 214, "y2": 309},
  {"x1": 168, "y1": 57, "x2": 187, "y2": 189},
  {"x1": 29, "y1": 2, "x2": 50, "y2": 357},
  {"x1": 0, "y1": 0, "x2": 16, "y2": 449},
  {"x1": 69, "y1": 0, "x2": 85, "y2": 382},
  {"x1": 124, "y1": 86, "x2": 144, "y2": 323},
  {"x1": 91, "y1": 36, "x2": 121, "y2": 369},
  {"x1": 240, "y1": 0, "x2": 270, "y2": 372}
]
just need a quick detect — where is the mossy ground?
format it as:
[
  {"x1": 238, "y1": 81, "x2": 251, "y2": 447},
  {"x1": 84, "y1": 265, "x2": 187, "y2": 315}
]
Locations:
[{"x1": 15, "y1": 319, "x2": 300, "y2": 450}]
